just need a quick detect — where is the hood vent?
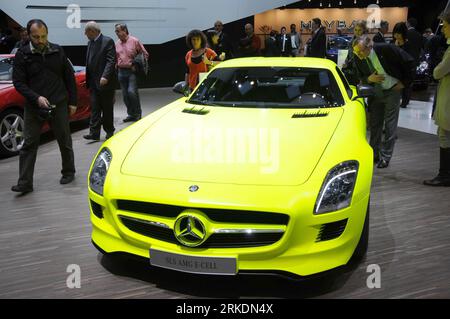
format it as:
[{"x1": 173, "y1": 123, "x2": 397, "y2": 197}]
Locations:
[
  {"x1": 182, "y1": 106, "x2": 210, "y2": 115},
  {"x1": 292, "y1": 110, "x2": 329, "y2": 118}
]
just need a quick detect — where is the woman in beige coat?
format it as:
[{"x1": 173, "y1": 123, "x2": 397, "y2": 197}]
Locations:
[{"x1": 424, "y1": 11, "x2": 450, "y2": 187}]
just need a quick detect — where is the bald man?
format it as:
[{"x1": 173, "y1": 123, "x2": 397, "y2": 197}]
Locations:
[
  {"x1": 238, "y1": 23, "x2": 261, "y2": 57},
  {"x1": 83, "y1": 21, "x2": 117, "y2": 141}
]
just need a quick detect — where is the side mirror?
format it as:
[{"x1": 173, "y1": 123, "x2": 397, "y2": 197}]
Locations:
[
  {"x1": 173, "y1": 81, "x2": 189, "y2": 97},
  {"x1": 352, "y1": 84, "x2": 374, "y2": 101}
]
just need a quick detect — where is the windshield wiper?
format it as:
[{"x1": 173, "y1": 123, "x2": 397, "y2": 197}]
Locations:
[{"x1": 187, "y1": 100, "x2": 226, "y2": 107}]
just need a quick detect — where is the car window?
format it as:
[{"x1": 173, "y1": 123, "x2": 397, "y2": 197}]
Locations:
[
  {"x1": 0, "y1": 58, "x2": 14, "y2": 82},
  {"x1": 188, "y1": 67, "x2": 345, "y2": 109}
]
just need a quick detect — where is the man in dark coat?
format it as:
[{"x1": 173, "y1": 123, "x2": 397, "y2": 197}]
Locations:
[
  {"x1": 264, "y1": 30, "x2": 280, "y2": 57},
  {"x1": 373, "y1": 21, "x2": 389, "y2": 43},
  {"x1": 83, "y1": 21, "x2": 117, "y2": 141},
  {"x1": 306, "y1": 18, "x2": 326, "y2": 58}
]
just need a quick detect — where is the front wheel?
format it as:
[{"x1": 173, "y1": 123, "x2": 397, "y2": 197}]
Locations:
[
  {"x1": 351, "y1": 200, "x2": 370, "y2": 263},
  {"x1": 0, "y1": 108, "x2": 25, "y2": 157}
]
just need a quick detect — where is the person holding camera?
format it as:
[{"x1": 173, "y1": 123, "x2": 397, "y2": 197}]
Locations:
[{"x1": 11, "y1": 19, "x2": 77, "y2": 194}]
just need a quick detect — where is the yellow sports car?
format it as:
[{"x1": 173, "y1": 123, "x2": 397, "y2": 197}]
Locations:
[{"x1": 88, "y1": 57, "x2": 374, "y2": 279}]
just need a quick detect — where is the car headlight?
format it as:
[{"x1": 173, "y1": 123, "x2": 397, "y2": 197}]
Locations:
[
  {"x1": 89, "y1": 148, "x2": 112, "y2": 196},
  {"x1": 314, "y1": 161, "x2": 359, "y2": 214}
]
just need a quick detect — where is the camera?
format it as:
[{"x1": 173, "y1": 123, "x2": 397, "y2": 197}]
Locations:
[{"x1": 38, "y1": 104, "x2": 56, "y2": 121}]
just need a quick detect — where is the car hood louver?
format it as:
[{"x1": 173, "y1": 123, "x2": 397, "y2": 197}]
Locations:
[
  {"x1": 182, "y1": 106, "x2": 210, "y2": 115},
  {"x1": 292, "y1": 110, "x2": 329, "y2": 118}
]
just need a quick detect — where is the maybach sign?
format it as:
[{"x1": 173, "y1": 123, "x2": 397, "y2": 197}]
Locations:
[{"x1": 300, "y1": 19, "x2": 374, "y2": 31}]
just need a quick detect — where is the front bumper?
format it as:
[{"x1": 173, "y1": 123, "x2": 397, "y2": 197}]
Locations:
[{"x1": 89, "y1": 174, "x2": 370, "y2": 277}]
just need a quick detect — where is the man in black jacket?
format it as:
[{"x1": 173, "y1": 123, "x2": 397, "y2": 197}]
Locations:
[
  {"x1": 352, "y1": 35, "x2": 415, "y2": 168},
  {"x1": 399, "y1": 18, "x2": 424, "y2": 108},
  {"x1": 373, "y1": 21, "x2": 389, "y2": 43},
  {"x1": 214, "y1": 20, "x2": 234, "y2": 59},
  {"x1": 406, "y1": 18, "x2": 424, "y2": 62},
  {"x1": 83, "y1": 21, "x2": 116, "y2": 141},
  {"x1": 306, "y1": 18, "x2": 326, "y2": 58},
  {"x1": 264, "y1": 30, "x2": 280, "y2": 57},
  {"x1": 11, "y1": 19, "x2": 77, "y2": 193}
]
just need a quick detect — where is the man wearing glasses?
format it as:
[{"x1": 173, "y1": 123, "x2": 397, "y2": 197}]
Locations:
[{"x1": 352, "y1": 35, "x2": 415, "y2": 169}]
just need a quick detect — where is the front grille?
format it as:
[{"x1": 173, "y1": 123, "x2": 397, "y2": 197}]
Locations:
[
  {"x1": 119, "y1": 216, "x2": 284, "y2": 248},
  {"x1": 204, "y1": 232, "x2": 284, "y2": 248},
  {"x1": 116, "y1": 200, "x2": 289, "y2": 225},
  {"x1": 316, "y1": 219, "x2": 348, "y2": 242},
  {"x1": 120, "y1": 216, "x2": 177, "y2": 244},
  {"x1": 90, "y1": 200, "x2": 103, "y2": 219}
]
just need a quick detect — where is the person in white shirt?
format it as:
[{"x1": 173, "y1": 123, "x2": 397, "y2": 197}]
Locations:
[{"x1": 289, "y1": 24, "x2": 302, "y2": 57}]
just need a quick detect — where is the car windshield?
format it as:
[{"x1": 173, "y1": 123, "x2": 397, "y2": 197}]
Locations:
[
  {"x1": 328, "y1": 36, "x2": 353, "y2": 50},
  {"x1": 0, "y1": 57, "x2": 13, "y2": 82},
  {"x1": 188, "y1": 67, "x2": 345, "y2": 109}
]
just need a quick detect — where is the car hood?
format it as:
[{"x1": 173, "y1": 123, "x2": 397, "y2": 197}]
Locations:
[{"x1": 121, "y1": 103, "x2": 344, "y2": 186}]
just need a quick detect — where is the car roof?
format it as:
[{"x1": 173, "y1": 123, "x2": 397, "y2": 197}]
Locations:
[
  {"x1": 0, "y1": 54, "x2": 14, "y2": 59},
  {"x1": 215, "y1": 57, "x2": 338, "y2": 71}
]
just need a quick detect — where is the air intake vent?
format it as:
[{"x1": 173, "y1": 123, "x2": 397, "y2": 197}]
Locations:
[
  {"x1": 204, "y1": 232, "x2": 283, "y2": 248},
  {"x1": 316, "y1": 219, "x2": 348, "y2": 242},
  {"x1": 90, "y1": 200, "x2": 104, "y2": 219},
  {"x1": 182, "y1": 107, "x2": 209, "y2": 115},
  {"x1": 120, "y1": 216, "x2": 177, "y2": 244},
  {"x1": 292, "y1": 110, "x2": 329, "y2": 118},
  {"x1": 116, "y1": 200, "x2": 289, "y2": 225}
]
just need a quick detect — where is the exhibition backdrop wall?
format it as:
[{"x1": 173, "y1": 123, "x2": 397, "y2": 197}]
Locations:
[{"x1": 255, "y1": 7, "x2": 408, "y2": 47}]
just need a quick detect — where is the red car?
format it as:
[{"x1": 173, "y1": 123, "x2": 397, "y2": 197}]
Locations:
[{"x1": 0, "y1": 54, "x2": 91, "y2": 157}]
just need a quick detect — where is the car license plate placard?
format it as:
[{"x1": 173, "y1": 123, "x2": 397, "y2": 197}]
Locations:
[{"x1": 150, "y1": 249, "x2": 237, "y2": 275}]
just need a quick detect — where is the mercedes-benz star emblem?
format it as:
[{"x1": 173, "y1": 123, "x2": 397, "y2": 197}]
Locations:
[
  {"x1": 174, "y1": 215, "x2": 206, "y2": 247},
  {"x1": 189, "y1": 185, "x2": 199, "y2": 192}
]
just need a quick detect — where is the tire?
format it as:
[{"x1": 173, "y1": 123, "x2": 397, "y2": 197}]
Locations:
[
  {"x1": 350, "y1": 199, "x2": 370, "y2": 263},
  {"x1": 0, "y1": 108, "x2": 25, "y2": 157}
]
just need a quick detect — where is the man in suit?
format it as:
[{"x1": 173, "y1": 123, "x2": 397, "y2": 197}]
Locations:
[
  {"x1": 278, "y1": 27, "x2": 291, "y2": 57},
  {"x1": 83, "y1": 21, "x2": 116, "y2": 141},
  {"x1": 406, "y1": 18, "x2": 424, "y2": 62},
  {"x1": 289, "y1": 24, "x2": 302, "y2": 57},
  {"x1": 264, "y1": 30, "x2": 280, "y2": 57},
  {"x1": 306, "y1": 18, "x2": 326, "y2": 58},
  {"x1": 214, "y1": 20, "x2": 234, "y2": 59},
  {"x1": 399, "y1": 17, "x2": 424, "y2": 109},
  {"x1": 352, "y1": 35, "x2": 415, "y2": 168},
  {"x1": 373, "y1": 21, "x2": 389, "y2": 43}
]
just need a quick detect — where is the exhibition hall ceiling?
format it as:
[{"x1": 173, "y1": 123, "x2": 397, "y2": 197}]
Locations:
[{"x1": 1, "y1": 0, "x2": 300, "y2": 45}]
